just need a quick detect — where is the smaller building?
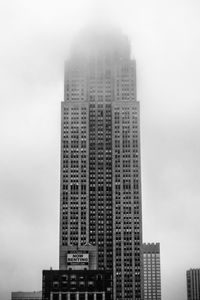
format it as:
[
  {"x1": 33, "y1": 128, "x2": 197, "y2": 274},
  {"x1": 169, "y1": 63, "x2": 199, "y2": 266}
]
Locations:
[
  {"x1": 11, "y1": 291, "x2": 42, "y2": 300},
  {"x1": 42, "y1": 269, "x2": 112, "y2": 300},
  {"x1": 143, "y1": 243, "x2": 161, "y2": 300},
  {"x1": 186, "y1": 268, "x2": 200, "y2": 300}
]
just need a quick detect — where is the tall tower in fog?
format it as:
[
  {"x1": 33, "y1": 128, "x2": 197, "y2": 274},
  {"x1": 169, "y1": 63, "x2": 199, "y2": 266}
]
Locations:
[{"x1": 59, "y1": 28, "x2": 143, "y2": 300}]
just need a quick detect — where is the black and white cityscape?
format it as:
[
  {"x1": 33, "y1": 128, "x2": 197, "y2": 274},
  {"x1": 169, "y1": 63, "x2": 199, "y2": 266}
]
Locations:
[
  {"x1": 13, "y1": 26, "x2": 162, "y2": 300},
  {"x1": 1, "y1": 1, "x2": 200, "y2": 300}
]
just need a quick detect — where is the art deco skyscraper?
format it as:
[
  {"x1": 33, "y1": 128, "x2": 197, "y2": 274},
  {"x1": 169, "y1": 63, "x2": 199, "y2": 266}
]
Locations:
[{"x1": 59, "y1": 28, "x2": 143, "y2": 300}]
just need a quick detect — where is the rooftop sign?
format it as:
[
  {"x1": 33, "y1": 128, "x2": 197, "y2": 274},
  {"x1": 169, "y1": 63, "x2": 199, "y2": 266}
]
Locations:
[{"x1": 67, "y1": 253, "x2": 89, "y2": 265}]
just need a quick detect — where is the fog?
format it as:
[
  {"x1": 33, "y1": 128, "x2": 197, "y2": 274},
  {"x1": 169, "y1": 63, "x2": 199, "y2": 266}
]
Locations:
[{"x1": 0, "y1": 0, "x2": 200, "y2": 299}]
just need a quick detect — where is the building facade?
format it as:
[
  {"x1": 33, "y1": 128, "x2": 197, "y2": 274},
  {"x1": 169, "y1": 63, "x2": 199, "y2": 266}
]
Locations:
[
  {"x1": 143, "y1": 243, "x2": 161, "y2": 300},
  {"x1": 187, "y1": 269, "x2": 200, "y2": 300},
  {"x1": 42, "y1": 270, "x2": 112, "y2": 300},
  {"x1": 59, "y1": 29, "x2": 143, "y2": 300},
  {"x1": 11, "y1": 291, "x2": 42, "y2": 300}
]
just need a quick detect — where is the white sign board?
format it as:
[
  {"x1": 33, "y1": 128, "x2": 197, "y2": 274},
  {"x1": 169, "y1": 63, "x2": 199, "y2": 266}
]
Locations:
[{"x1": 67, "y1": 253, "x2": 89, "y2": 265}]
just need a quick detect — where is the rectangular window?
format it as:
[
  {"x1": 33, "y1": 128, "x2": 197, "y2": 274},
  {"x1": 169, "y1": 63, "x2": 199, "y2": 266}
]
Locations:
[
  {"x1": 70, "y1": 294, "x2": 76, "y2": 300},
  {"x1": 88, "y1": 294, "x2": 94, "y2": 300},
  {"x1": 97, "y1": 294, "x2": 103, "y2": 300},
  {"x1": 53, "y1": 294, "x2": 59, "y2": 300},
  {"x1": 61, "y1": 294, "x2": 67, "y2": 300},
  {"x1": 79, "y1": 294, "x2": 85, "y2": 300}
]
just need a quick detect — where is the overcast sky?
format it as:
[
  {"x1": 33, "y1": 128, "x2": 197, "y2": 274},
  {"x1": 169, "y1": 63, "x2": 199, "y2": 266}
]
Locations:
[{"x1": 0, "y1": 0, "x2": 200, "y2": 299}]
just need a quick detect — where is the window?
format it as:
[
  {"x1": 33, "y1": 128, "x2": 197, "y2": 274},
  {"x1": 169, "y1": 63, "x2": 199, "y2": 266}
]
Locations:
[
  {"x1": 70, "y1": 294, "x2": 76, "y2": 300},
  {"x1": 53, "y1": 294, "x2": 59, "y2": 300},
  {"x1": 88, "y1": 294, "x2": 94, "y2": 300},
  {"x1": 61, "y1": 294, "x2": 67, "y2": 300},
  {"x1": 97, "y1": 294, "x2": 103, "y2": 300},
  {"x1": 79, "y1": 294, "x2": 85, "y2": 300}
]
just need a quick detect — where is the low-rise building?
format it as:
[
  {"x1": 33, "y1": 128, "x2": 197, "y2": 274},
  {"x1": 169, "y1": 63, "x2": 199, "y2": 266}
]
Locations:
[
  {"x1": 11, "y1": 291, "x2": 42, "y2": 300},
  {"x1": 42, "y1": 269, "x2": 112, "y2": 300}
]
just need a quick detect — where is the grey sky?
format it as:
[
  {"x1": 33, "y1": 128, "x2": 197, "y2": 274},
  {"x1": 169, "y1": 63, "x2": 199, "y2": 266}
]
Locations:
[{"x1": 0, "y1": 0, "x2": 200, "y2": 300}]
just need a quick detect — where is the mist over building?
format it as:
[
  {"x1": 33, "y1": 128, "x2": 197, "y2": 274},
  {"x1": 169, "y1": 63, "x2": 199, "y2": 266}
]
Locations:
[{"x1": 2, "y1": 1, "x2": 200, "y2": 300}]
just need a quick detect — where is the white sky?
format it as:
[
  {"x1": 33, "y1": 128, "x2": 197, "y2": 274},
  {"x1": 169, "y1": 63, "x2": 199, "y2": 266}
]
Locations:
[{"x1": 0, "y1": 0, "x2": 200, "y2": 300}]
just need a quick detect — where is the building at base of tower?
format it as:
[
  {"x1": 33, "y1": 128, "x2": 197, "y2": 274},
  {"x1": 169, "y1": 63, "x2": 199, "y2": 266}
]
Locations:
[
  {"x1": 11, "y1": 291, "x2": 42, "y2": 300},
  {"x1": 42, "y1": 269, "x2": 112, "y2": 300},
  {"x1": 42, "y1": 244, "x2": 112, "y2": 300}
]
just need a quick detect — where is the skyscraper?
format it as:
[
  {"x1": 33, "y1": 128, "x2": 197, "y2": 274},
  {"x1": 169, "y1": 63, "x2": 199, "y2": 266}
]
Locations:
[
  {"x1": 59, "y1": 28, "x2": 143, "y2": 300},
  {"x1": 143, "y1": 243, "x2": 161, "y2": 300},
  {"x1": 186, "y1": 269, "x2": 200, "y2": 300}
]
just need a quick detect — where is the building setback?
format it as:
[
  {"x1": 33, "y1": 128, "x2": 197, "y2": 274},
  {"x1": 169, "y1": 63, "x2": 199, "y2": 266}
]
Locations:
[
  {"x1": 143, "y1": 243, "x2": 161, "y2": 300},
  {"x1": 187, "y1": 269, "x2": 200, "y2": 300},
  {"x1": 59, "y1": 28, "x2": 143, "y2": 300}
]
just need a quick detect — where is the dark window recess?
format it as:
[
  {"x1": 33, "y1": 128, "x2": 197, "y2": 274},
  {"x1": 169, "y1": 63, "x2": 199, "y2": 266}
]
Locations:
[
  {"x1": 79, "y1": 294, "x2": 85, "y2": 300},
  {"x1": 70, "y1": 294, "x2": 76, "y2": 300},
  {"x1": 53, "y1": 294, "x2": 59, "y2": 300},
  {"x1": 97, "y1": 294, "x2": 103, "y2": 300},
  {"x1": 88, "y1": 294, "x2": 94, "y2": 300},
  {"x1": 61, "y1": 294, "x2": 67, "y2": 300}
]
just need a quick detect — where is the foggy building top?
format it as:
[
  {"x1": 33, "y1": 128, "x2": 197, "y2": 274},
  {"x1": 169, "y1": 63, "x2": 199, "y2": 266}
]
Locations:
[
  {"x1": 69, "y1": 28, "x2": 131, "y2": 60},
  {"x1": 64, "y1": 29, "x2": 136, "y2": 104}
]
